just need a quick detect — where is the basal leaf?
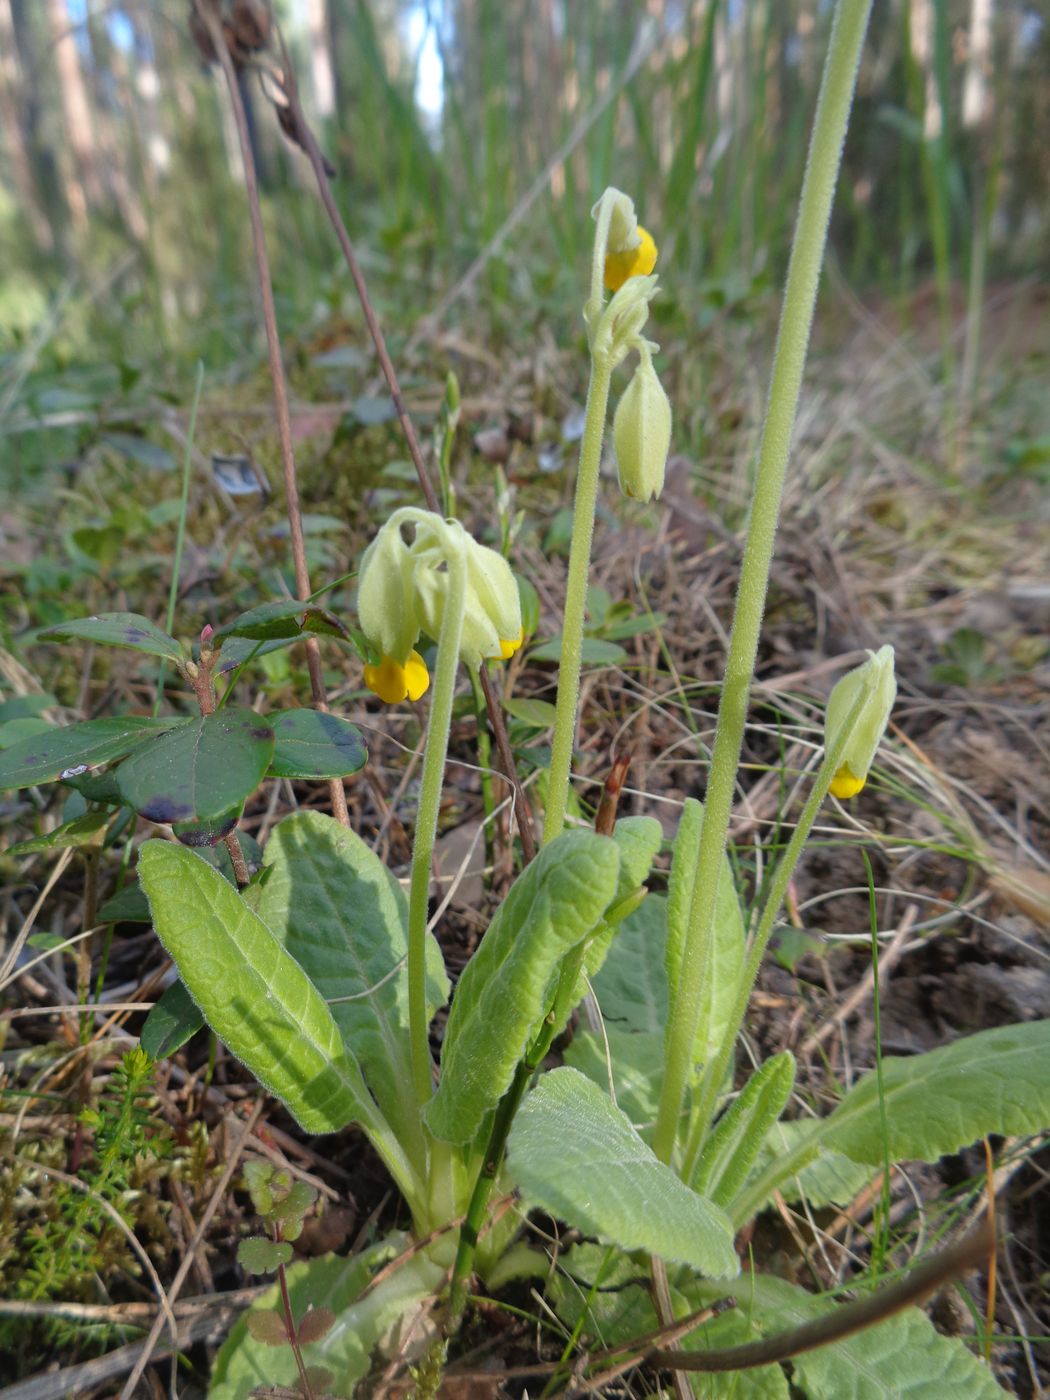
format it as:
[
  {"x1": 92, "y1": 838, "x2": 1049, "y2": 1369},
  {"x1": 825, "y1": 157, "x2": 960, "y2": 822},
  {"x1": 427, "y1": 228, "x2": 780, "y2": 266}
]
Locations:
[
  {"x1": 507, "y1": 1068, "x2": 739, "y2": 1278},
  {"x1": 425, "y1": 830, "x2": 621, "y2": 1145},
  {"x1": 257, "y1": 810, "x2": 447, "y2": 1155},
  {"x1": 820, "y1": 1019, "x2": 1050, "y2": 1166},
  {"x1": 116, "y1": 708, "x2": 274, "y2": 824},
  {"x1": 267, "y1": 709, "x2": 367, "y2": 779},
  {"x1": 138, "y1": 840, "x2": 376, "y2": 1135},
  {"x1": 744, "y1": 1274, "x2": 1008, "y2": 1400},
  {"x1": 38, "y1": 612, "x2": 183, "y2": 661},
  {"x1": 0, "y1": 715, "x2": 186, "y2": 790},
  {"x1": 210, "y1": 1234, "x2": 444, "y2": 1400},
  {"x1": 666, "y1": 798, "x2": 745, "y2": 1067},
  {"x1": 563, "y1": 1026, "x2": 667, "y2": 1131}
]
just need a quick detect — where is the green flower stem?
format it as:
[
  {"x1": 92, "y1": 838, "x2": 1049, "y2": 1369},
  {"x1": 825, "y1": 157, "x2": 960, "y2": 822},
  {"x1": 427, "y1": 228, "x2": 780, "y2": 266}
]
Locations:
[
  {"x1": 680, "y1": 679, "x2": 873, "y2": 1189},
  {"x1": 543, "y1": 354, "x2": 614, "y2": 845},
  {"x1": 651, "y1": 0, "x2": 874, "y2": 1165},
  {"x1": 408, "y1": 545, "x2": 468, "y2": 1108}
]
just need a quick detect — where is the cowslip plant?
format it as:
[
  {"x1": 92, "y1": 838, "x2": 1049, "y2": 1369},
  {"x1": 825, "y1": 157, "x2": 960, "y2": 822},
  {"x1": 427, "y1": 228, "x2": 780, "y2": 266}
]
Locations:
[{"x1": 9, "y1": 4, "x2": 1050, "y2": 1397}]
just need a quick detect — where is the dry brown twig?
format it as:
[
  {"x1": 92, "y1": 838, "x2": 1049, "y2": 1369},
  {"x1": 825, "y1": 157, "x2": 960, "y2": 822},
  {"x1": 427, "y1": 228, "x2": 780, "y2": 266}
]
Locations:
[{"x1": 190, "y1": 0, "x2": 350, "y2": 829}]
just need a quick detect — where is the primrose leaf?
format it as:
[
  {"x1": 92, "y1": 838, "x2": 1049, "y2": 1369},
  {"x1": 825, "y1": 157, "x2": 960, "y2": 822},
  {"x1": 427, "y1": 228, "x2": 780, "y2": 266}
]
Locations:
[
  {"x1": 666, "y1": 798, "x2": 746, "y2": 1067},
  {"x1": 38, "y1": 612, "x2": 183, "y2": 661},
  {"x1": 0, "y1": 716, "x2": 187, "y2": 791},
  {"x1": 819, "y1": 1019, "x2": 1050, "y2": 1166},
  {"x1": 258, "y1": 811, "x2": 447, "y2": 1152},
  {"x1": 733, "y1": 1273, "x2": 1008, "y2": 1399},
  {"x1": 425, "y1": 830, "x2": 621, "y2": 1145},
  {"x1": 138, "y1": 840, "x2": 377, "y2": 1135},
  {"x1": 210, "y1": 1235, "x2": 444, "y2": 1400},
  {"x1": 116, "y1": 708, "x2": 274, "y2": 824},
  {"x1": 529, "y1": 635, "x2": 628, "y2": 665},
  {"x1": 507, "y1": 1068, "x2": 738, "y2": 1278},
  {"x1": 266, "y1": 709, "x2": 367, "y2": 779},
  {"x1": 140, "y1": 979, "x2": 206, "y2": 1059},
  {"x1": 501, "y1": 697, "x2": 559, "y2": 728}
]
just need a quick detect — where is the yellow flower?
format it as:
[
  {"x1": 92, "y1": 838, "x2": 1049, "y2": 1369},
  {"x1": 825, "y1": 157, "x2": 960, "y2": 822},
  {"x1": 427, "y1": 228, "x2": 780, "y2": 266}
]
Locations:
[
  {"x1": 364, "y1": 649, "x2": 430, "y2": 704},
  {"x1": 499, "y1": 627, "x2": 524, "y2": 660},
  {"x1": 604, "y1": 226, "x2": 657, "y2": 292},
  {"x1": 829, "y1": 764, "x2": 867, "y2": 800}
]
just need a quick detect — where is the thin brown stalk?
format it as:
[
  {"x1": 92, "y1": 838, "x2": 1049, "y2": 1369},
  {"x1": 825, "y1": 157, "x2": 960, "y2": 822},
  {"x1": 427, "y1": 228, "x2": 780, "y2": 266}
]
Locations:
[
  {"x1": 272, "y1": 39, "x2": 536, "y2": 864},
  {"x1": 193, "y1": 0, "x2": 349, "y2": 828}
]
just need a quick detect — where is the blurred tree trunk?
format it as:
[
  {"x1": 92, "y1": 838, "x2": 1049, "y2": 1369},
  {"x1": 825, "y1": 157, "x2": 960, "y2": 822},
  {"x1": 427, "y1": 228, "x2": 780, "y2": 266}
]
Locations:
[
  {"x1": 0, "y1": 0, "x2": 53, "y2": 249},
  {"x1": 46, "y1": 0, "x2": 102, "y2": 231}
]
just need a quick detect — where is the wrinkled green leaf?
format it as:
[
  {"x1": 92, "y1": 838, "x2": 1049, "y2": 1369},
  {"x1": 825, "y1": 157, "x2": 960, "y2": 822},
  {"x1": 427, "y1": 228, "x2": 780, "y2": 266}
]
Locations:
[
  {"x1": 38, "y1": 612, "x2": 183, "y2": 661},
  {"x1": 693, "y1": 1052, "x2": 795, "y2": 1207},
  {"x1": 666, "y1": 799, "x2": 745, "y2": 1066},
  {"x1": 744, "y1": 1274, "x2": 1008, "y2": 1399},
  {"x1": 821, "y1": 1019, "x2": 1050, "y2": 1166},
  {"x1": 138, "y1": 840, "x2": 376, "y2": 1135},
  {"x1": 258, "y1": 811, "x2": 446, "y2": 1153},
  {"x1": 116, "y1": 708, "x2": 274, "y2": 824},
  {"x1": 266, "y1": 709, "x2": 367, "y2": 779},
  {"x1": 425, "y1": 830, "x2": 621, "y2": 1145},
  {"x1": 211, "y1": 1234, "x2": 444, "y2": 1400},
  {"x1": 507, "y1": 1068, "x2": 738, "y2": 1278},
  {"x1": 0, "y1": 715, "x2": 186, "y2": 790},
  {"x1": 750, "y1": 1120, "x2": 875, "y2": 1213},
  {"x1": 563, "y1": 1026, "x2": 667, "y2": 1131},
  {"x1": 7, "y1": 809, "x2": 111, "y2": 855},
  {"x1": 140, "y1": 979, "x2": 205, "y2": 1059}
]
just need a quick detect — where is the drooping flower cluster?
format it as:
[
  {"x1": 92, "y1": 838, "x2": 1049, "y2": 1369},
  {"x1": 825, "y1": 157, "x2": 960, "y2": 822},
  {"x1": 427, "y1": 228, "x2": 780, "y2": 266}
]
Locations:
[
  {"x1": 357, "y1": 510, "x2": 523, "y2": 704},
  {"x1": 824, "y1": 645, "x2": 897, "y2": 799},
  {"x1": 590, "y1": 188, "x2": 672, "y2": 504}
]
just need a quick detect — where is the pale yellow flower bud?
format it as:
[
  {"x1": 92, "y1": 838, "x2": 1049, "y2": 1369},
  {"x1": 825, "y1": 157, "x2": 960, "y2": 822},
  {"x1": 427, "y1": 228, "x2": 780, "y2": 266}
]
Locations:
[
  {"x1": 825, "y1": 645, "x2": 897, "y2": 799},
  {"x1": 613, "y1": 354, "x2": 672, "y2": 503}
]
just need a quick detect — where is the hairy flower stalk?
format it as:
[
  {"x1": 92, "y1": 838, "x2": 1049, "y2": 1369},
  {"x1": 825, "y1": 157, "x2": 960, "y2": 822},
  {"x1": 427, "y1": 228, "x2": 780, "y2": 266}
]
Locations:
[
  {"x1": 544, "y1": 190, "x2": 670, "y2": 843},
  {"x1": 652, "y1": 0, "x2": 876, "y2": 1167},
  {"x1": 356, "y1": 509, "x2": 522, "y2": 1102}
]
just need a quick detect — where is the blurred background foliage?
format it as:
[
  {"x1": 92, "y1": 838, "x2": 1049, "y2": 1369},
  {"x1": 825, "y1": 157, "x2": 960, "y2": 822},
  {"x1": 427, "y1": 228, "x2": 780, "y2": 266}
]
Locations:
[{"x1": 0, "y1": 0, "x2": 1047, "y2": 493}]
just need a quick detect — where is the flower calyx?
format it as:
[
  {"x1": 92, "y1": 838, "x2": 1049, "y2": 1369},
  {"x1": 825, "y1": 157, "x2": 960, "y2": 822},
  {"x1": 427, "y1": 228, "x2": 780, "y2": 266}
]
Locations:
[
  {"x1": 356, "y1": 509, "x2": 523, "y2": 702},
  {"x1": 613, "y1": 346, "x2": 672, "y2": 503},
  {"x1": 824, "y1": 645, "x2": 897, "y2": 799}
]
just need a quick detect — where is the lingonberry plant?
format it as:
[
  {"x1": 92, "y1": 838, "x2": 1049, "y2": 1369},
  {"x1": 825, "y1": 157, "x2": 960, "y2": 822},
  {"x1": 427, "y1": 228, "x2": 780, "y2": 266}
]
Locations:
[{"x1": 5, "y1": 3, "x2": 1048, "y2": 1397}]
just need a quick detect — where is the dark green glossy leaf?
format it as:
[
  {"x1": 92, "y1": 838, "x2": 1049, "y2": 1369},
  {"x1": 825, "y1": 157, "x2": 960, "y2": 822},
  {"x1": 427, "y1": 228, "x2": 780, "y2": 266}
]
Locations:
[
  {"x1": 61, "y1": 769, "x2": 125, "y2": 805},
  {"x1": 98, "y1": 883, "x2": 151, "y2": 923},
  {"x1": 38, "y1": 612, "x2": 183, "y2": 661},
  {"x1": 214, "y1": 635, "x2": 300, "y2": 675},
  {"x1": 173, "y1": 804, "x2": 243, "y2": 847},
  {"x1": 0, "y1": 694, "x2": 57, "y2": 723},
  {"x1": 0, "y1": 716, "x2": 187, "y2": 791},
  {"x1": 116, "y1": 709, "x2": 274, "y2": 824},
  {"x1": 8, "y1": 809, "x2": 112, "y2": 855},
  {"x1": 215, "y1": 601, "x2": 350, "y2": 645},
  {"x1": 267, "y1": 710, "x2": 367, "y2": 779},
  {"x1": 140, "y1": 979, "x2": 206, "y2": 1058}
]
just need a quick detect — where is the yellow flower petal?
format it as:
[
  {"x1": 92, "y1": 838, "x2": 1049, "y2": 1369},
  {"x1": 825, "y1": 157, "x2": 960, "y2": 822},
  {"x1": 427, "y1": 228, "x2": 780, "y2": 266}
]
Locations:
[
  {"x1": 829, "y1": 763, "x2": 866, "y2": 800},
  {"x1": 499, "y1": 627, "x2": 524, "y2": 660},
  {"x1": 604, "y1": 225, "x2": 658, "y2": 292},
  {"x1": 364, "y1": 655, "x2": 408, "y2": 704},
  {"x1": 404, "y1": 649, "x2": 430, "y2": 701}
]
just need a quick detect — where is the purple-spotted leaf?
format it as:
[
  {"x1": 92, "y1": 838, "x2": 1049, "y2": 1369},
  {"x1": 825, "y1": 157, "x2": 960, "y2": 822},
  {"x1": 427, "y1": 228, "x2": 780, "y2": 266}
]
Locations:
[
  {"x1": 238, "y1": 1238, "x2": 293, "y2": 1275},
  {"x1": 267, "y1": 709, "x2": 367, "y2": 779},
  {"x1": 0, "y1": 716, "x2": 187, "y2": 791},
  {"x1": 296, "y1": 1306, "x2": 335, "y2": 1346},
  {"x1": 115, "y1": 709, "x2": 274, "y2": 824},
  {"x1": 244, "y1": 1309, "x2": 289, "y2": 1345},
  {"x1": 38, "y1": 612, "x2": 183, "y2": 662},
  {"x1": 173, "y1": 803, "x2": 243, "y2": 848}
]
